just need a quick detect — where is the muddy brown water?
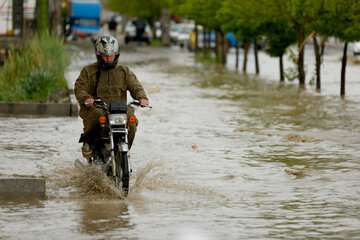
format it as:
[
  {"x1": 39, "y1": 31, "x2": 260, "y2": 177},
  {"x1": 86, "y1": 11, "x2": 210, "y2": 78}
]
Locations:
[{"x1": 1, "y1": 47, "x2": 360, "y2": 239}]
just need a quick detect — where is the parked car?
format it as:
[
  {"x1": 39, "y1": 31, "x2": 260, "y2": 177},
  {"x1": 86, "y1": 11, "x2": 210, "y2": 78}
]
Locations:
[
  {"x1": 124, "y1": 20, "x2": 152, "y2": 45},
  {"x1": 353, "y1": 41, "x2": 360, "y2": 56},
  {"x1": 176, "y1": 23, "x2": 194, "y2": 48},
  {"x1": 170, "y1": 22, "x2": 181, "y2": 44},
  {"x1": 169, "y1": 21, "x2": 195, "y2": 48},
  {"x1": 154, "y1": 21, "x2": 162, "y2": 39},
  {"x1": 188, "y1": 27, "x2": 216, "y2": 51}
]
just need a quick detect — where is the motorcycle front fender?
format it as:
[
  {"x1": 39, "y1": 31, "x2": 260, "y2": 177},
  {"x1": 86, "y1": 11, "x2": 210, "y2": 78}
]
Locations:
[{"x1": 118, "y1": 143, "x2": 129, "y2": 152}]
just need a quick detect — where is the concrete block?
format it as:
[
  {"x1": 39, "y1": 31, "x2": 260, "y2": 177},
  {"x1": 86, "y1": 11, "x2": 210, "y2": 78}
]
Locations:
[
  {"x1": 70, "y1": 103, "x2": 79, "y2": 116},
  {"x1": 0, "y1": 176, "x2": 46, "y2": 198},
  {"x1": 0, "y1": 102, "x2": 79, "y2": 117}
]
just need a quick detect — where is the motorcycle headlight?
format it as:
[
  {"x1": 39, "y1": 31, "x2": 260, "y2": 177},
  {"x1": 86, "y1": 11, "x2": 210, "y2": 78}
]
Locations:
[{"x1": 109, "y1": 114, "x2": 127, "y2": 125}]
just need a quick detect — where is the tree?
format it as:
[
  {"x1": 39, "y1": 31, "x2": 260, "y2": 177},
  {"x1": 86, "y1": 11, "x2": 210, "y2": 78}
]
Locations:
[
  {"x1": 107, "y1": 0, "x2": 165, "y2": 22},
  {"x1": 219, "y1": 0, "x2": 264, "y2": 73},
  {"x1": 239, "y1": 0, "x2": 323, "y2": 88},
  {"x1": 262, "y1": 20, "x2": 297, "y2": 82},
  {"x1": 279, "y1": 0, "x2": 326, "y2": 88},
  {"x1": 180, "y1": 0, "x2": 226, "y2": 64},
  {"x1": 321, "y1": 0, "x2": 360, "y2": 97},
  {"x1": 307, "y1": 0, "x2": 327, "y2": 92}
]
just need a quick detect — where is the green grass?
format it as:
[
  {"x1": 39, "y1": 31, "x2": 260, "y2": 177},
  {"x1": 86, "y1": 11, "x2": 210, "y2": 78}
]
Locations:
[
  {"x1": 195, "y1": 49, "x2": 218, "y2": 65},
  {"x1": 150, "y1": 38, "x2": 162, "y2": 47},
  {"x1": 0, "y1": 34, "x2": 69, "y2": 102}
]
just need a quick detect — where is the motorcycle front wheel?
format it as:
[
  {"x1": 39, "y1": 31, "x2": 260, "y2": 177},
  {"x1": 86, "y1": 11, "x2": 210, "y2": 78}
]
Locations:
[{"x1": 115, "y1": 151, "x2": 130, "y2": 195}]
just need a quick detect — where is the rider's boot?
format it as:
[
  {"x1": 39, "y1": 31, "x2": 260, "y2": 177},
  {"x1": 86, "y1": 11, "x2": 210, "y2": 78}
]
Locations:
[{"x1": 81, "y1": 142, "x2": 93, "y2": 162}]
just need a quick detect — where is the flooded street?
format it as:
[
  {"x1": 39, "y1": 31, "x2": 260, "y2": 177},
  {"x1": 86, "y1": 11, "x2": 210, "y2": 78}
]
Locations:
[{"x1": 1, "y1": 46, "x2": 360, "y2": 239}]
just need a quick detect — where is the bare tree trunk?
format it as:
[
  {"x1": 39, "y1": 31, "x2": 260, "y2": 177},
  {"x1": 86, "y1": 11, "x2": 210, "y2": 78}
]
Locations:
[
  {"x1": 215, "y1": 30, "x2": 226, "y2": 65},
  {"x1": 235, "y1": 44, "x2": 240, "y2": 71},
  {"x1": 207, "y1": 31, "x2": 212, "y2": 50},
  {"x1": 254, "y1": 39, "x2": 260, "y2": 74},
  {"x1": 120, "y1": 15, "x2": 129, "y2": 33},
  {"x1": 341, "y1": 42, "x2": 348, "y2": 98},
  {"x1": 160, "y1": 8, "x2": 170, "y2": 46},
  {"x1": 279, "y1": 54, "x2": 284, "y2": 82},
  {"x1": 49, "y1": 0, "x2": 61, "y2": 36},
  {"x1": 36, "y1": 0, "x2": 49, "y2": 34},
  {"x1": 221, "y1": 31, "x2": 226, "y2": 65},
  {"x1": 203, "y1": 28, "x2": 207, "y2": 50},
  {"x1": 320, "y1": 36, "x2": 327, "y2": 58},
  {"x1": 149, "y1": 18, "x2": 157, "y2": 40},
  {"x1": 194, "y1": 23, "x2": 198, "y2": 52},
  {"x1": 13, "y1": 0, "x2": 24, "y2": 37},
  {"x1": 215, "y1": 31, "x2": 220, "y2": 61},
  {"x1": 297, "y1": 26, "x2": 306, "y2": 88},
  {"x1": 243, "y1": 42, "x2": 250, "y2": 73},
  {"x1": 313, "y1": 34, "x2": 321, "y2": 92}
]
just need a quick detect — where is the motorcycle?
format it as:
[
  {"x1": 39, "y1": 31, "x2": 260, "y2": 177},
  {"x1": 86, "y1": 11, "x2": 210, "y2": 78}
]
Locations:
[{"x1": 78, "y1": 99, "x2": 149, "y2": 195}]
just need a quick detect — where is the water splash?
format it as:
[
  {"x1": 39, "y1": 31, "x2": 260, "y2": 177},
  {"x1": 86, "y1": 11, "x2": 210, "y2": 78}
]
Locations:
[
  {"x1": 132, "y1": 160, "x2": 164, "y2": 191},
  {"x1": 48, "y1": 163, "x2": 124, "y2": 199},
  {"x1": 72, "y1": 165, "x2": 123, "y2": 198},
  {"x1": 132, "y1": 161, "x2": 227, "y2": 200},
  {"x1": 48, "y1": 159, "x2": 227, "y2": 204}
]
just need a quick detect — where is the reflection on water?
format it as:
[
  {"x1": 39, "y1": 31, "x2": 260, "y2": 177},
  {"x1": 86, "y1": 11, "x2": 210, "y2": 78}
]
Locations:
[
  {"x1": 192, "y1": 60, "x2": 360, "y2": 239},
  {"x1": 0, "y1": 196, "x2": 44, "y2": 208},
  {"x1": 80, "y1": 200, "x2": 134, "y2": 234},
  {"x1": 195, "y1": 71, "x2": 360, "y2": 131}
]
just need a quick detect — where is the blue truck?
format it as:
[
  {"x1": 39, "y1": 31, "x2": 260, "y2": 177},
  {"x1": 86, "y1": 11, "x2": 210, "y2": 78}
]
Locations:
[{"x1": 67, "y1": 0, "x2": 101, "y2": 39}]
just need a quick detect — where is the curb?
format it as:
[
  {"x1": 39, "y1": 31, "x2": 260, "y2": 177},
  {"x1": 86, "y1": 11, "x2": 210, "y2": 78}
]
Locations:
[
  {"x1": 0, "y1": 102, "x2": 78, "y2": 117},
  {"x1": 0, "y1": 176, "x2": 46, "y2": 199}
]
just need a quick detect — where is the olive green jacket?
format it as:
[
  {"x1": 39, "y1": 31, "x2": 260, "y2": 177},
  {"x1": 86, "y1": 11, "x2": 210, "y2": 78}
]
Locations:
[{"x1": 74, "y1": 63, "x2": 148, "y2": 119}]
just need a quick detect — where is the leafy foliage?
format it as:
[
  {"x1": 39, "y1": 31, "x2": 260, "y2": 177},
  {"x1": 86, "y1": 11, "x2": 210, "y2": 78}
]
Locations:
[
  {"x1": 106, "y1": 0, "x2": 179, "y2": 21},
  {"x1": 262, "y1": 20, "x2": 297, "y2": 57},
  {"x1": 107, "y1": 0, "x2": 360, "y2": 90},
  {"x1": 320, "y1": 0, "x2": 360, "y2": 42},
  {"x1": 180, "y1": 0, "x2": 223, "y2": 29},
  {"x1": 0, "y1": 34, "x2": 69, "y2": 102}
]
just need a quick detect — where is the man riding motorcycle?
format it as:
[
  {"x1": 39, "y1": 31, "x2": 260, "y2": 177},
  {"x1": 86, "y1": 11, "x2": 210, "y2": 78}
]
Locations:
[{"x1": 74, "y1": 34, "x2": 149, "y2": 159}]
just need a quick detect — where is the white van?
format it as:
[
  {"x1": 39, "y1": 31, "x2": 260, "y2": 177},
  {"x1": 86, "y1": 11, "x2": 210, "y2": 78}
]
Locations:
[{"x1": 352, "y1": 41, "x2": 360, "y2": 56}]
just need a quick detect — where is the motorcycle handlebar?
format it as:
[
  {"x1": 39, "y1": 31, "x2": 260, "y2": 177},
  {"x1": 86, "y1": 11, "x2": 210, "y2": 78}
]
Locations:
[
  {"x1": 93, "y1": 99, "x2": 108, "y2": 109},
  {"x1": 93, "y1": 99, "x2": 152, "y2": 109},
  {"x1": 129, "y1": 101, "x2": 152, "y2": 108}
]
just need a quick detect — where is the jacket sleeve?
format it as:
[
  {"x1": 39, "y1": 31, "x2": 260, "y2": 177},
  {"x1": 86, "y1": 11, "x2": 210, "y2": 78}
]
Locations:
[
  {"x1": 74, "y1": 68, "x2": 92, "y2": 104},
  {"x1": 126, "y1": 68, "x2": 148, "y2": 100}
]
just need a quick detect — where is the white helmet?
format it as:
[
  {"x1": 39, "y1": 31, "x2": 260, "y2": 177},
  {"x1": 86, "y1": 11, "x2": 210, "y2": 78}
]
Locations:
[{"x1": 94, "y1": 34, "x2": 120, "y2": 69}]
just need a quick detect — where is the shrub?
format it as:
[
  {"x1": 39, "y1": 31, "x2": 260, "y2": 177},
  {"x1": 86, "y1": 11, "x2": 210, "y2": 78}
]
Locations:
[{"x1": 0, "y1": 34, "x2": 69, "y2": 102}]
